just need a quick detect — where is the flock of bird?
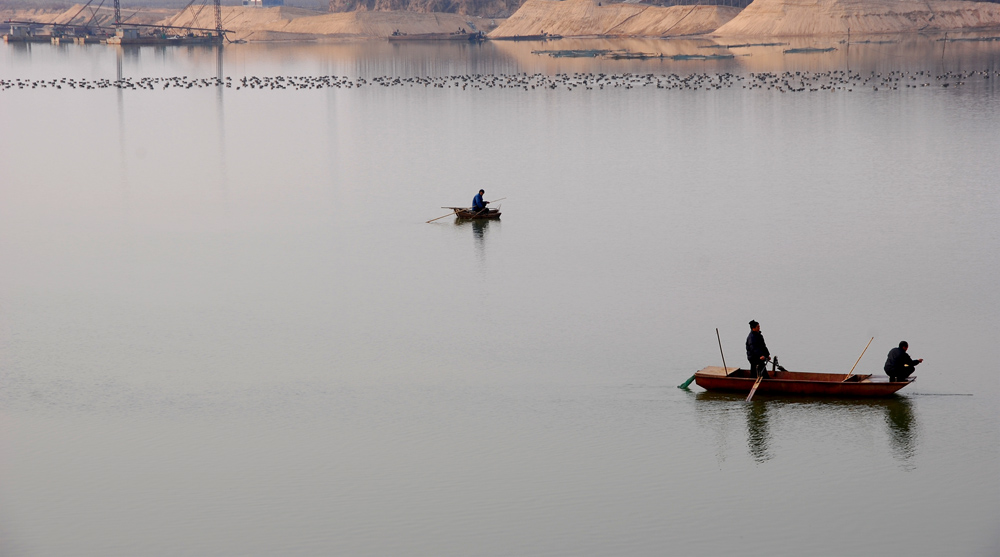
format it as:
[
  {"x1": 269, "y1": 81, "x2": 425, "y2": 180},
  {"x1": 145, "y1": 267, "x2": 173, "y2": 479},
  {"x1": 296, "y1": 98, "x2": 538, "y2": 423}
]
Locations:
[{"x1": 1, "y1": 69, "x2": 996, "y2": 93}]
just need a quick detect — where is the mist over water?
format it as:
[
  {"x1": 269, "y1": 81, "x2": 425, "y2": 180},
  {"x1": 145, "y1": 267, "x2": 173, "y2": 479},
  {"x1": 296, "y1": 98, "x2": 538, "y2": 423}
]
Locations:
[{"x1": 1, "y1": 37, "x2": 998, "y2": 556}]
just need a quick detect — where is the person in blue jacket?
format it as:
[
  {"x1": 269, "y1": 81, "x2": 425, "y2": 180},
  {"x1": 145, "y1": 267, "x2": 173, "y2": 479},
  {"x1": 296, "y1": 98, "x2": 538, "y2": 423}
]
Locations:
[
  {"x1": 472, "y1": 189, "x2": 489, "y2": 213},
  {"x1": 884, "y1": 341, "x2": 923, "y2": 382},
  {"x1": 746, "y1": 320, "x2": 771, "y2": 378}
]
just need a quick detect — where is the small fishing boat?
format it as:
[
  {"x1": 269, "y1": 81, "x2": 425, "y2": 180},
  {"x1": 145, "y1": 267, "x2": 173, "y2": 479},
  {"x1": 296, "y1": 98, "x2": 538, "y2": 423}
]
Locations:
[
  {"x1": 442, "y1": 207, "x2": 501, "y2": 220},
  {"x1": 693, "y1": 366, "x2": 912, "y2": 397},
  {"x1": 389, "y1": 31, "x2": 484, "y2": 42},
  {"x1": 491, "y1": 33, "x2": 563, "y2": 41}
]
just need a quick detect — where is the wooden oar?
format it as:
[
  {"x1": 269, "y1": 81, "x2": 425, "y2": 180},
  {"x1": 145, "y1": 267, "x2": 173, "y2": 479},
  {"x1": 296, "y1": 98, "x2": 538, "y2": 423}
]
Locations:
[
  {"x1": 843, "y1": 336, "x2": 874, "y2": 382},
  {"x1": 746, "y1": 375, "x2": 764, "y2": 402},
  {"x1": 426, "y1": 208, "x2": 458, "y2": 223}
]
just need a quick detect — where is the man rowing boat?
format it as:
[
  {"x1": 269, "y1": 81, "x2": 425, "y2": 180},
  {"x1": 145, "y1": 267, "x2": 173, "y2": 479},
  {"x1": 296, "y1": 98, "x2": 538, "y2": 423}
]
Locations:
[{"x1": 746, "y1": 320, "x2": 771, "y2": 379}]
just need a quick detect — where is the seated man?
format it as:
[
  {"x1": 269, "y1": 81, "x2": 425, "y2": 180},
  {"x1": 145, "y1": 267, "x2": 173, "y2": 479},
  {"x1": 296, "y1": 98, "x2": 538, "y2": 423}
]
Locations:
[
  {"x1": 884, "y1": 341, "x2": 923, "y2": 382},
  {"x1": 472, "y1": 189, "x2": 489, "y2": 213}
]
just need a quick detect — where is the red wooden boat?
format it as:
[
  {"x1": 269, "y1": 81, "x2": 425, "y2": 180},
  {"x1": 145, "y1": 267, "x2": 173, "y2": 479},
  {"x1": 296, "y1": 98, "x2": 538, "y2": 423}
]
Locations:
[{"x1": 693, "y1": 366, "x2": 913, "y2": 397}]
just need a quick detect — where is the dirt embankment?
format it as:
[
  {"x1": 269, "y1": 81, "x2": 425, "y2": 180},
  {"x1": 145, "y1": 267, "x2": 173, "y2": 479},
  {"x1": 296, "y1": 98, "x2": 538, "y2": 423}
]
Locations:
[
  {"x1": 328, "y1": 0, "x2": 522, "y2": 18},
  {"x1": 2, "y1": 4, "x2": 174, "y2": 26},
  {"x1": 164, "y1": 5, "x2": 498, "y2": 40},
  {"x1": 1, "y1": 7, "x2": 58, "y2": 22},
  {"x1": 10, "y1": 0, "x2": 1000, "y2": 41},
  {"x1": 489, "y1": 0, "x2": 741, "y2": 38},
  {"x1": 714, "y1": 0, "x2": 1000, "y2": 36}
]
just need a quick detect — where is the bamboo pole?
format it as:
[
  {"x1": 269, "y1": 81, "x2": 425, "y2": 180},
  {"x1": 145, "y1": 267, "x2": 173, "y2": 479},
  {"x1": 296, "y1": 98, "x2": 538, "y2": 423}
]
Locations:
[
  {"x1": 428, "y1": 198, "x2": 506, "y2": 223},
  {"x1": 717, "y1": 327, "x2": 730, "y2": 376},
  {"x1": 843, "y1": 337, "x2": 874, "y2": 382},
  {"x1": 426, "y1": 209, "x2": 458, "y2": 223},
  {"x1": 679, "y1": 328, "x2": 728, "y2": 389}
]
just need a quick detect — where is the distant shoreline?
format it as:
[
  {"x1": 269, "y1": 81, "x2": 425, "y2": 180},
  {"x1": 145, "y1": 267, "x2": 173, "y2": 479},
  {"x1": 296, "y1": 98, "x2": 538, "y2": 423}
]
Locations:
[{"x1": 4, "y1": 0, "x2": 1000, "y2": 42}]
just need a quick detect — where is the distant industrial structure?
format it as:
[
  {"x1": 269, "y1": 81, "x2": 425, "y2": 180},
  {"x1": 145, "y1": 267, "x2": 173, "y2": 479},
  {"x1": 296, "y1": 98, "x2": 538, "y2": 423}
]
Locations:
[
  {"x1": 3, "y1": 0, "x2": 229, "y2": 45},
  {"x1": 243, "y1": 0, "x2": 285, "y2": 6}
]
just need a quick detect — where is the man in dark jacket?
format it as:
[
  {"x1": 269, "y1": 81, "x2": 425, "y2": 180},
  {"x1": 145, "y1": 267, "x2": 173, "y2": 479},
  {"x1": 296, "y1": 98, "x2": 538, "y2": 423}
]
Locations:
[
  {"x1": 472, "y1": 189, "x2": 489, "y2": 213},
  {"x1": 884, "y1": 341, "x2": 923, "y2": 382},
  {"x1": 746, "y1": 320, "x2": 770, "y2": 378}
]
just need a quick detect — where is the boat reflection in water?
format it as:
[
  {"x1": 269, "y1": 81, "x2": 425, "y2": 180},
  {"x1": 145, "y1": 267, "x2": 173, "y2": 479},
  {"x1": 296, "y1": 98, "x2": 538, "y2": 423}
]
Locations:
[
  {"x1": 695, "y1": 393, "x2": 917, "y2": 468},
  {"x1": 470, "y1": 218, "x2": 490, "y2": 243},
  {"x1": 454, "y1": 217, "x2": 495, "y2": 264},
  {"x1": 745, "y1": 400, "x2": 773, "y2": 463},
  {"x1": 884, "y1": 397, "x2": 917, "y2": 465}
]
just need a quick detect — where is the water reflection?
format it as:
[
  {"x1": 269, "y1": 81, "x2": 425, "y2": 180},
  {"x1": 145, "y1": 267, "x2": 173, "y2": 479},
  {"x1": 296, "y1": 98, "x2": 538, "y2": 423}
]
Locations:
[
  {"x1": 455, "y1": 218, "x2": 494, "y2": 268},
  {"x1": 3, "y1": 36, "x2": 997, "y2": 86},
  {"x1": 471, "y1": 218, "x2": 489, "y2": 247},
  {"x1": 884, "y1": 397, "x2": 917, "y2": 466},
  {"x1": 215, "y1": 45, "x2": 229, "y2": 199},
  {"x1": 486, "y1": 33, "x2": 1000, "y2": 76},
  {"x1": 746, "y1": 400, "x2": 773, "y2": 463},
  {"x1": 695, "y1": 393, "x2": 917, "y2": 467},
  {"x1": 692, "y1": 391, "x2": 743, "y2": 466},
  {"x1": 115, "y1": 46, "x2": 129, "y2": 193},
  {"x1": 7, "y1": 41, "x2": 31, "y2": 58}
]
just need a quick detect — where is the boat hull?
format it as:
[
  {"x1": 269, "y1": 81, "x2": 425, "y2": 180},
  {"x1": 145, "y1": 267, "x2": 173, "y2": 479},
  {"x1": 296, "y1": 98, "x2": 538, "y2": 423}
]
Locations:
[
  {"x1": 693, "y1": 367, "x2": 911, "y2": 397},
  {"x1": 389, "y1": 33, "x2": 482, "y2": 42},
  {"x1": 444, "y1": 208, "x2": 501, "y2": 220}
]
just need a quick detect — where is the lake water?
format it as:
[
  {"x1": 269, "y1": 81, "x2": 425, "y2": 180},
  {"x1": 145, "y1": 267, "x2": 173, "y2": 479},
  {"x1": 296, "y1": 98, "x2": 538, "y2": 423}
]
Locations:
[{"x1": 1, "y1": 36, "x2": 998, "y2": 556}]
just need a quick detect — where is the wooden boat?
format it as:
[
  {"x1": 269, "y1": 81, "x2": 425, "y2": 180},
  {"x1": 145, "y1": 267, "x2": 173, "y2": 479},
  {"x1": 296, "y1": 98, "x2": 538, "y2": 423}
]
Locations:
[
  {"x1": 389, "y1": 32, "x2": 484, "y2": 42},
  {"x1": 693, "y1": 366, "x2": 912, "y2": 397},
  {"x1": 442, "y1": 207, "x2": 501, "y2": 220},
  {"x1": 491, "y1": 33, "x2": 563, "y2": 41}
]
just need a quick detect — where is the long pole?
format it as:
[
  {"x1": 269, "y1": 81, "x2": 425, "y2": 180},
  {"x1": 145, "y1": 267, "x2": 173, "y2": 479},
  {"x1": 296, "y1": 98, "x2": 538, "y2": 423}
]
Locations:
[
  {"x1": 65, "y1": 0, "x2": 94, "y2": 26},
  {"x1": 113, "y1": 0, "x2": 121, "y2": 27},
  {"x1": 844, "y1": 336, "x2": 874, "y2": 382},
  {"x1": 471, "y1": 197, "x2": 506, "y2": 217},
  {"x1": 426, "y1": 208, "x2": 458, "y2": 223},
  {"x1": 427, "y1": 198, "x2": 506, "y2": 224},
  {"x1": 679, "y1": 328, "x2": 723, "y2": 389},
  {"x1": 717, "y1": 327, "x2": 730, "y2": 376}
]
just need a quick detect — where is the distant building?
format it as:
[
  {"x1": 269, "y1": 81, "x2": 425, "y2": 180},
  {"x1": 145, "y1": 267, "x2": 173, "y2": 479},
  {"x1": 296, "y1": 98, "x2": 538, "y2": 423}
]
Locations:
[{"x1": 242, "y1": 0, "x2": 285, "y2": 6}]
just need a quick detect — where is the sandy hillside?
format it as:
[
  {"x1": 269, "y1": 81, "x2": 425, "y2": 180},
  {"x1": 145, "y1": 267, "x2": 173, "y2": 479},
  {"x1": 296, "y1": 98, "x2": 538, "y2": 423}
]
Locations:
[
  {"x1": 4, "y1": 4, "x2": 176, "y2": 26},
  {"x1": 489, "y1": 0, "x2": 741, "y2": 38},
  {"x1": 1, "y1": 7, "x2": 59, "y2": 22},
  {"x1": 714, "y1": 0, "x2": 1000, "y2": 36},
  {"x1": 329, "y1": 0, "x2": 522, "y2": 18},
  {"x1": 162, "y1": 6, "x2": 497, "y2": 40}
]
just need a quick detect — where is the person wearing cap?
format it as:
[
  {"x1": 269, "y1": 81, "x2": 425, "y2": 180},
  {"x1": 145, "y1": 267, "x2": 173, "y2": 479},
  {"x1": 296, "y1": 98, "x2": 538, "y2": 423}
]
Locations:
[
  {"x1": 746, "y1": 320, "x2": 771, "y2": 379},
  {"x1": 472, "y1": 189, "x2": 489, "y2": 213},
  {"x1": 884, "y1": 341, "x2": 923, "y2": 382}
]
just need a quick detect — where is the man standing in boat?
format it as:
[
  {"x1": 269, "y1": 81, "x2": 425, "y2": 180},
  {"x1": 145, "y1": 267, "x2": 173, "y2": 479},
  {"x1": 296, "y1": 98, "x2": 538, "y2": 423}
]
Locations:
[
  {"x1": 746, "y1": 320, "x2": 771, "y2": 379},
  {"x1": 472, "y1": 189, "x2": 489, "y2": 214},
  {"x1": 884, "y1": 341, "x2": 923, "y2": 382}
]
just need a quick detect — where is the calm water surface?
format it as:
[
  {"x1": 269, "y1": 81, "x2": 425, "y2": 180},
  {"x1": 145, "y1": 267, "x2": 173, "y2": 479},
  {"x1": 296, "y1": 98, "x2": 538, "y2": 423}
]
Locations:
[{"x1": 0, "y1": 37, "x2": 998, "y2": 556}]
